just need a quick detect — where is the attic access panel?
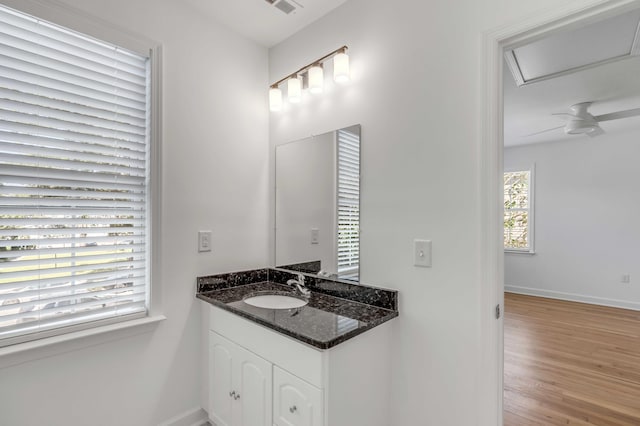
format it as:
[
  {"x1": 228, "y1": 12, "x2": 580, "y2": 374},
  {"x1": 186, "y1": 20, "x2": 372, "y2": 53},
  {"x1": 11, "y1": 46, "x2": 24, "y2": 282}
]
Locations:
[
  {"x1": 264, "y1": 0, "x2": 304, "y2": 15},
  {"x1": 505, "y1": 10, "x2": 640, "y2": 86}
]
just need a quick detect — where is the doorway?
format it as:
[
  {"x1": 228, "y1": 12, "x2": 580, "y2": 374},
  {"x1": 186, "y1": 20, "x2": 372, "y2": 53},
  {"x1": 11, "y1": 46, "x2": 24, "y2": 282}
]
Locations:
[{"x1": 480, "y1": 1, "x2": 640, "y2": 424}]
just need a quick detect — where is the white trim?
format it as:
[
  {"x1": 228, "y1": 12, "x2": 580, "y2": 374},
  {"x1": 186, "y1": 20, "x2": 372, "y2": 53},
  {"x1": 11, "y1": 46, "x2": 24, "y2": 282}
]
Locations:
[
  {"x1": 504, "y1": 250, "x2": 535, "y2": 255},
  {"x1": 148, "y1": 43, "x2": 164, "y2": 317},
  {"x1": 157, "y1": 407, "x2": 210, "y2": 426},
  {"x1": 480, "y1": 1, "x2": 640, "y2": 425},
  {"x1": 503, "y1": 51, "x2": 525, "y2": 86},
  {"x1": 505, "y1": 286, "x2": 640, "y2": 311},
  {"x1": 0, "y1": 315, "x2": 165, "y2": 357},
  {"x1": 0, "y1": 314, "x2": 165, "y2": 367},
  {"x1": 333, "y1": 129, "x2": 339, "y2": 276},
  {"x1": 478, "y1": 17, "x2": 505, "y2": 426},
  {"x1": 505, "y1": 51, "x2": 639, "y2": 87},
  {"x1": 632, "y1": 17, "x2": 640, "y2": 54}
]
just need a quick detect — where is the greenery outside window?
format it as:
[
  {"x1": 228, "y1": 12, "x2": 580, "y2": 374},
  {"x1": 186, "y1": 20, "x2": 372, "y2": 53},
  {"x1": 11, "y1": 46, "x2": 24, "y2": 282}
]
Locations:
[{"x1": 504, "y1": 168, "x2": 534, "y2": 252}]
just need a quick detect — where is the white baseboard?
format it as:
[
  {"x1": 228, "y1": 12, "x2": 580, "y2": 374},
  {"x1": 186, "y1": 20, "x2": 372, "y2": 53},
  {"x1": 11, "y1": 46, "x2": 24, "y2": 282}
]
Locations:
[
  {"x1": 505, "y1": 285, "x2": 640, "y2": 311},
  {"x1": 158, "y1": 407, "x2": 209, "y2": 426}
]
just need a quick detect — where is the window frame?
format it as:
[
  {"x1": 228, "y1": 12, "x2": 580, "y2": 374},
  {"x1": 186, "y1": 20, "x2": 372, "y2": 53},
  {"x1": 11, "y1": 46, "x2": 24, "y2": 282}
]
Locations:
[
  {"x1": 0, "y1": 0, "x2": 163, "y2": 350},
  {"x1": 503, "y1": 165, "x2": 535, "y2": 254}
]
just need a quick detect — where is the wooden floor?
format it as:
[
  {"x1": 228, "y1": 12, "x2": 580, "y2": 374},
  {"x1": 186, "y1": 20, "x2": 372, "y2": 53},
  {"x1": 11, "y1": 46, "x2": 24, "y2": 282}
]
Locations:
[{"x1": 504, "y1": 293, "x2": 640, "y2": 426}]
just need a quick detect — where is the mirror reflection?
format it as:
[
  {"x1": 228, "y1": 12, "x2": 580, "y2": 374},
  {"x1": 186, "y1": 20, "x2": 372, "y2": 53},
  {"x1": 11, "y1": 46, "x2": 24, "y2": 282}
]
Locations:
[{"x1": 275, "y1": 125, "x2": 360, "y2": 282}]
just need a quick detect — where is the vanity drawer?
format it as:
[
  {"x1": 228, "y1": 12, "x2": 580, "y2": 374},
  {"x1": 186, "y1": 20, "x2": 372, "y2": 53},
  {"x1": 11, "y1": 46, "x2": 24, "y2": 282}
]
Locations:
[{"x1": 273, "y1": 366, "x2": 323, "y2": 426}]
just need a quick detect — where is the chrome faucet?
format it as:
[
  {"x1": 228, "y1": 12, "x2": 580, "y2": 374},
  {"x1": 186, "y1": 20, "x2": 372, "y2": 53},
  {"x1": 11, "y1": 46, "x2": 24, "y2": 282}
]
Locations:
[{"x1": 287, "y1": 273, "x2": 311, "y2": 297}]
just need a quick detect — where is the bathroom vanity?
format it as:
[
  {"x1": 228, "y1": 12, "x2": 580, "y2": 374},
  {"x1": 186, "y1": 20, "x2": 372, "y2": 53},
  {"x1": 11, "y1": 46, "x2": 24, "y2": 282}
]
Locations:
[{"x1": 197, "y1": 268, "x2": 398, "y2": 426}]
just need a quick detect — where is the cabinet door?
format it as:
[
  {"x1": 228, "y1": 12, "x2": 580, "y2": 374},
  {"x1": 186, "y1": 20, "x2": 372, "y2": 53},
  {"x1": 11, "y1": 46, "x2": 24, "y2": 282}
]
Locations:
[
  {"x1": 234, "y1": 344, "x2": 272, "y2": 426},
  {"x1": 273, "y1": 366, "x2": 323, "y2": 426},
  {"x1": 209, "y1": 332, "x2": 234, "y2": 426}
]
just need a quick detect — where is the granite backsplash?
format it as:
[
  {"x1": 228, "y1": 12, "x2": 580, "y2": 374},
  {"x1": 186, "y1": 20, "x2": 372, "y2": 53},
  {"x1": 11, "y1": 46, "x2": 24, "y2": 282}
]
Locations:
[{"x1": 197, "y1": 267, "x2": 397, "y2": 311}]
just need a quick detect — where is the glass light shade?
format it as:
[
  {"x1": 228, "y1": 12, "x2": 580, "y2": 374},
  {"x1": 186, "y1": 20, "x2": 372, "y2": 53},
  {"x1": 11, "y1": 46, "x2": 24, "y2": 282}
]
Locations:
[
  {"x1": 308, "y1": 65, "x2": 324, "y2": 94},
  {"x1": 269, "y1": 87, "x2": 282, "y2": 112},
  {"x1": 287, "y1": 77, "x2": 302, "y2": 103},
  {"x1": 333, "y1": 52, "x2": 350, "y2": 83}
]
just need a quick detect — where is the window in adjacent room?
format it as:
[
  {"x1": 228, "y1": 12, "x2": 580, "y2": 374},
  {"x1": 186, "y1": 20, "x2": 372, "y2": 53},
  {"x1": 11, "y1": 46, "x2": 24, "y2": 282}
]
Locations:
[
  {"x1": 504, "y1": 168, "x2": 534, "y2": 252},
  {"x1": 0, "y1": 4, "x2": 154, "y2": 347}
]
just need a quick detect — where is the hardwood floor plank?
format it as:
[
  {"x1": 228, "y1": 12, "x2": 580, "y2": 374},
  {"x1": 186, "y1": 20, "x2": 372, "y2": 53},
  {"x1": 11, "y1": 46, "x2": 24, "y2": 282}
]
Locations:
[{"x1": 504, "y1": 293, "x2": 640, "y2": 425}]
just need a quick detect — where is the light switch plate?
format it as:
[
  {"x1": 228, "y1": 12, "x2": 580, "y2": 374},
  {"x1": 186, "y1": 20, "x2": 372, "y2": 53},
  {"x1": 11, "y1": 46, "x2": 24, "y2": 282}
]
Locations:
[
  {"x1": 414, "y1": 239, "x2": 432, "y2": 267},
  {"x1": 311, "y1": 228, "x2": 319, "y2": 244},
  {"x1": 198, "y1": 231, "x2": 212, "y2": 252}
]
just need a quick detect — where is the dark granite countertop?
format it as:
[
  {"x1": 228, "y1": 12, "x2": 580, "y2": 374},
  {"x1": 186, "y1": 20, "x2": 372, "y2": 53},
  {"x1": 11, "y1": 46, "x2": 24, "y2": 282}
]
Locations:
[{"x1": 197, "y1": 279, "x2": 398, "y2": 350}]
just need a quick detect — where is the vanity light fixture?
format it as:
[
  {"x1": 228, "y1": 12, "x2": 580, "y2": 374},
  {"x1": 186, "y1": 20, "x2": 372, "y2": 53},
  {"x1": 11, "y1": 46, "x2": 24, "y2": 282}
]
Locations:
[
  {"x1": 287, "y1": 76, "x2": 302, "y2": 103},
  {"x1": 308, "y1": 64, "x2": 324, "y2": 94},
  {"x1": 268, "y1": 45, "x2": 349, "y2": 112},
  {"x1": 269, "y1": 87, "x2": 283, "y2": 111},
  {"x1": 333, "y1": 51, "x2": 350, "y2": 83}
]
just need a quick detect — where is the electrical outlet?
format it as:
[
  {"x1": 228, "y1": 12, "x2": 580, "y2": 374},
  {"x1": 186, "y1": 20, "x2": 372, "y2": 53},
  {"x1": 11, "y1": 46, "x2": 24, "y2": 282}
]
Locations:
[
  {"x1": 198, "y1": 231, "x2": 212, "y2": 252},
  {"x1": 621, "y1": 274, "x2": 630, "y2": 284}
]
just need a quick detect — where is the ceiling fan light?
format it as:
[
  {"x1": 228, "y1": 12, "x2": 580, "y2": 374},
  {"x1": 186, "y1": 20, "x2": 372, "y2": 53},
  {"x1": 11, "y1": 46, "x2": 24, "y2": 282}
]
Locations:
[{"x1": 565, "y1": 120, "x2": 597, "y2": 135}]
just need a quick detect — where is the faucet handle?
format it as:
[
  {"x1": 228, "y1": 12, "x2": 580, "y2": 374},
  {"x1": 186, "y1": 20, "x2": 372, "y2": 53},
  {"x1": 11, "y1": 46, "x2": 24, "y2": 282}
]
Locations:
[{"x1": 297, "y1": 273, "x2": 305, "y2": 285}]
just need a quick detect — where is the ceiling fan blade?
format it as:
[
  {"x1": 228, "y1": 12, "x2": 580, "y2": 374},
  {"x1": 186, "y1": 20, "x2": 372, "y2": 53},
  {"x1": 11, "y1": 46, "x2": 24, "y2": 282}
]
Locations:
[
  {"x1": 551, "y1": 113, "x2": 584, "y2": 121},
  {"x1": 523, "y1": 125, "x2": 565, "y2": 137},
  {"x1": 586, "y1": 127, "x2": 605, "y2": 138},
  {"x1": 595, "y1": 108, "x2": 640, "y2": 122}
]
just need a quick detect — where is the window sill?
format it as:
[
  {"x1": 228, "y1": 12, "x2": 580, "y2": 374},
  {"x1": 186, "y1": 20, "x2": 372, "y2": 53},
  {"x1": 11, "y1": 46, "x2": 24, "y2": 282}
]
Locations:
[
  {"x1": 0, "y1": 315, "x2": 165, "y2": 367},
  {"x1": 504, "y1": 250, "x2": 535, "y2": 255}
]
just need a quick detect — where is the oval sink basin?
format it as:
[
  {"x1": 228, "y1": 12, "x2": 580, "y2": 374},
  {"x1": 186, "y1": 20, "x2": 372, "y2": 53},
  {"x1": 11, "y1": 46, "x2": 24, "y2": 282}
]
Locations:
[{"x1": 243, "y1": 294, "x2": 308, "y2": 309}]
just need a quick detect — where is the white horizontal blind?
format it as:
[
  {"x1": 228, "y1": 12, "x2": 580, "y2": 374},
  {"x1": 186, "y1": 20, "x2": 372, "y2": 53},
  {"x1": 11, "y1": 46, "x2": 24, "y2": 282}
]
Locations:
[
  {"x1": 0, "y1": 5, "x2": 150, "y2": 346},
  {"x1": 504, "y1": 170, "x2": 531, "y2": 251},
  {"x1": 336, "y1": 129, "x2": 359, "y2": 279}
]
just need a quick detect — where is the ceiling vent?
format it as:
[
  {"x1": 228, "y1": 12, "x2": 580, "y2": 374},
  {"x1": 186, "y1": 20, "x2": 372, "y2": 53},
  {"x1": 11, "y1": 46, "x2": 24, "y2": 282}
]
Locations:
[{"x1": 267, "y1": 0, "x2": 296, "y2": 15}]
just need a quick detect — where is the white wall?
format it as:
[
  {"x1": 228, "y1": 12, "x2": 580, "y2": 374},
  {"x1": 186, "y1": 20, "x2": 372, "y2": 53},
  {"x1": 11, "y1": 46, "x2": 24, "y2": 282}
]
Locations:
[
  {"x1": 0, "y1": 1, "x2": 269, "y2": 425},
  {"x1": 504, "y1": 132, "x2": 640, "y2": 310},
  {"x1": 268, "y1": 0, "x2": 579, "y2": 424},
  {"x1": 275, "y1": 132, "x2": 337, "y2": 273}
]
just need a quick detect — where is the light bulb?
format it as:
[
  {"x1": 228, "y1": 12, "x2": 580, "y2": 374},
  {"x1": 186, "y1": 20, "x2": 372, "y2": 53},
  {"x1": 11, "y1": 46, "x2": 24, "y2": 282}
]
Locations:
[
  {"x1": 333, "y1": 52, "x2": 350, "y2": 83},
  {"x1": 287, "y1": 77, "x2": 302, "y2": 103},
  {"x1": 269, "y1": 87, "x2": 282, "y2": 112},
  {"x1": 308, "y1": 65, "x2": 324, "y2": 94}
]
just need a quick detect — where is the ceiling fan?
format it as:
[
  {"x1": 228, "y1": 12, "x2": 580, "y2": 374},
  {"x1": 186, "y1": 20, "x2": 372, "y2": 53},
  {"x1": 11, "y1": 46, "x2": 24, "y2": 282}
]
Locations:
[{"x1": 526, "y1": 102, "x2": 640, "y2": 138}]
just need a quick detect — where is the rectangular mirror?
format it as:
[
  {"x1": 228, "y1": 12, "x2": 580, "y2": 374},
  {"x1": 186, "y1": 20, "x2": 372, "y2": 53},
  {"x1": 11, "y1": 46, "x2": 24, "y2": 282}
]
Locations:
[{"x1": 275, "y1": 125, "x2": 360, "y2": 282}]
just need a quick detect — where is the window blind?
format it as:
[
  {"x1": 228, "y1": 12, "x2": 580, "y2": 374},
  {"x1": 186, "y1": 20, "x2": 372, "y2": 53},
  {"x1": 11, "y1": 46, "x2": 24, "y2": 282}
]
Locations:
[
  {"x1": 0, "y1": 5, "x2": 150, "y2": 346},
  {"x1": 336, "y1": 129, "x2": 359, "y2": 278}
]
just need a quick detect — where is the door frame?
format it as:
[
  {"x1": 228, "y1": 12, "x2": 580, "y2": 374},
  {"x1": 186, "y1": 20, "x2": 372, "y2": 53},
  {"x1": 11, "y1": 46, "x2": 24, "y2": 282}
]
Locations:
[{"x1": 478, "y1": 0, "x2": 640, "y2": 424}]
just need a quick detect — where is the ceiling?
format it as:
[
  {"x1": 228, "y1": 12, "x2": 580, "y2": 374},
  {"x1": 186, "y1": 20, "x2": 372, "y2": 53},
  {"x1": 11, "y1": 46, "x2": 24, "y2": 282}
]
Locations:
[
  {"x1": 504, "y1": 11, "x2": 640, "y2": 148},
  {"x1": 177, "y1": 0, "x2": 640, "y2": 146},
  {"x1": 180, "y1": 0, "x2": 349, "y2": 47}
]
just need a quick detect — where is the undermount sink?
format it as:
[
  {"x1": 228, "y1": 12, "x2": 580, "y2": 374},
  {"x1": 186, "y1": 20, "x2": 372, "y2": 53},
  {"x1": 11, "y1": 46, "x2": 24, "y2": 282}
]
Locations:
[{"x1": 243, "y1": 294, "x2": 308, "y2": 309}]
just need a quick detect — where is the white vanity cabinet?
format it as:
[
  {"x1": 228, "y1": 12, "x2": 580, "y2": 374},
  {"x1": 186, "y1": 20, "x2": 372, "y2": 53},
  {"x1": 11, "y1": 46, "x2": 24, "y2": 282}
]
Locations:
[
  {"x1": 206, "y1": 304, "x2": 393, "y2": 426},
  {"x1": 273, "y1": 366, "x2": 323, "y2": 426},
  {"x1": 209, "y1": 332, "x2": 272, "y2": 426}
]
